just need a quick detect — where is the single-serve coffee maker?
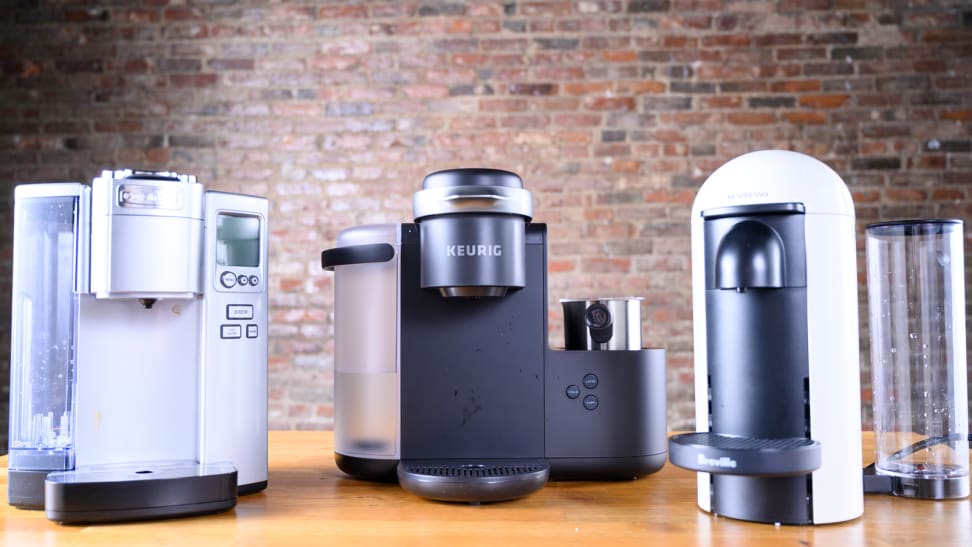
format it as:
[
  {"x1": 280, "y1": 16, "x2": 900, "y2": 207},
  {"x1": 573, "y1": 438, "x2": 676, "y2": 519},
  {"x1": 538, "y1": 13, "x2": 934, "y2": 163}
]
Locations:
[
  {"x1": 322, "y1": 168, "x2": 667, "y2": 503},
  {"x1": 7, "y1": 170, "x2": 269, "y2": 523},
  {"x1": 668, "y1": 150, "x2": 864, "y2": 524}
]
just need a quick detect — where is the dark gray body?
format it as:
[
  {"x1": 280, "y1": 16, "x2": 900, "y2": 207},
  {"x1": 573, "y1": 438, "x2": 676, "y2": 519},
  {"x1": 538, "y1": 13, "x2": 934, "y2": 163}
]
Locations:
[
  {"x1": 702, "y1": 204, "x2": 814, "y2": 524},
  {"x1": 334, "y1": 223, "x2": 667, "y2": 486},
  {"x1": 669, "y1": 203, "x2": 821, "y2": 524}
]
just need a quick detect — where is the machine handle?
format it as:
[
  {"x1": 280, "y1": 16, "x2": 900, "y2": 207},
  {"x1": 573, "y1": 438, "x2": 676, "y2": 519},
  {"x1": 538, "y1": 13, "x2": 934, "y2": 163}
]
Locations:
[{"x1": 321, "y1": 243, "x2": 395, "y2": 271}]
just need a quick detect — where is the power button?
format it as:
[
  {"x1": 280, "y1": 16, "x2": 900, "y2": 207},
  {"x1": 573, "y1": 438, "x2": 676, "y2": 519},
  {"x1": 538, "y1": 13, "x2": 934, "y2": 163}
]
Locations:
[{"x1": 219, "y1": 271, "x2": 237, "y2": 288}]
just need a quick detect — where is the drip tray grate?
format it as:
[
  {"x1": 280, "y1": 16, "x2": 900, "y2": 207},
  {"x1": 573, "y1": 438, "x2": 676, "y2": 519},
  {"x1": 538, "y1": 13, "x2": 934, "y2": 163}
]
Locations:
[
  {"x1": 398, "y1": 459, "x2": 549, "y2": 503},
  {"x1": 669, "y1": 432, "x2": 822, "y2": 477}
]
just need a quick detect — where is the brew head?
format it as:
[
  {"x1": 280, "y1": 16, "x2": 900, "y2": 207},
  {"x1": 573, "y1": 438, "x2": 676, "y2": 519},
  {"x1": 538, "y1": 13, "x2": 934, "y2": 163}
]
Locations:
[{"x1": 412, "y1": 168, "x2": 533, "y2": 298}]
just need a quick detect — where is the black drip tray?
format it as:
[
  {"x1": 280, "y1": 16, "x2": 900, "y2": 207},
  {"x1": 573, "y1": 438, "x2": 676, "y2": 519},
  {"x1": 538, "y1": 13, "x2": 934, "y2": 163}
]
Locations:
[
  {"x1": 397, "y1": 460, "x2": 549, "y2": 503},
  {"x1": 669, "y1": 432, "x2": 821, "y2": 477}
]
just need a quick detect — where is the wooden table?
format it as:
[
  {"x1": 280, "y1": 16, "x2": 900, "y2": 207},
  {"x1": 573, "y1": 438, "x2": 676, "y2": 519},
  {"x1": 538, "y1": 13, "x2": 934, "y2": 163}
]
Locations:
[{"x1": 1, "y1": 432, "x2": 968, "y2": 545}]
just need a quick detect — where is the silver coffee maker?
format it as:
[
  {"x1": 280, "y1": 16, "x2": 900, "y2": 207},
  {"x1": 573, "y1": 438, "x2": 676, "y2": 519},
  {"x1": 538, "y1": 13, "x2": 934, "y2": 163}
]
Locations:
[{"x1": 7, "y1": 170, "x2": 269, "y2": 523}]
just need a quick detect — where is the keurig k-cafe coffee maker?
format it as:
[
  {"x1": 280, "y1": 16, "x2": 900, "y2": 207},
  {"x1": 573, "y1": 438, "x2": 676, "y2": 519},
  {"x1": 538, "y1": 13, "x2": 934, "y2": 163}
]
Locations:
[
  {"x1": 322, "y1": 168, "x2": 667, "y2": 502},
  {"x1": 669, "y1": 150, "x2": 864, "y2": 524},
  {"x1": 7, "y1": 170, "x2": 269, "y2": 523}
]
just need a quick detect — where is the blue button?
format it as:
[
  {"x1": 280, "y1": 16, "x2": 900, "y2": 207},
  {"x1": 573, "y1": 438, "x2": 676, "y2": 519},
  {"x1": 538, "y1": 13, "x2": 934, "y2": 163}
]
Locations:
[
  {"x1": 566, "y1": 385, "x2": 580, "y2": 399},
  {"x1": 583, "y1": 373, "x2": 598, "y2": 389},
  {"x1": 583, "y1": 395, "x2": 599, "y2": 411}
]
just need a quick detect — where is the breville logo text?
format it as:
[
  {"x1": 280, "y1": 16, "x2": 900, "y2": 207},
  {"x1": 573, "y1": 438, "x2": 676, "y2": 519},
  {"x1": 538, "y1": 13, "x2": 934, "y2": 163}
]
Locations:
[
  {"x1": 447, "y1": 244, "x2": 502, "y2": 257},
  {"x1": 698, "y1": 453, "x2": 737, "y2": 469}
]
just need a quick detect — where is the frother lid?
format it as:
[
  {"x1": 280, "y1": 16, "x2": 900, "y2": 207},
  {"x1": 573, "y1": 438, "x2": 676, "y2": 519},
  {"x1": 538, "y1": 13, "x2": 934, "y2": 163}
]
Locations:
[{"x1": 413, "y1": 168, "x2": 533, "y2": 221}]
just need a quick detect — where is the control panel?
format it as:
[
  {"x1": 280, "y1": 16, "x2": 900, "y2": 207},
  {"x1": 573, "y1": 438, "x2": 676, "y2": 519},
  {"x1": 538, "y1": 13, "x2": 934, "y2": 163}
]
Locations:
[{"x1": 220, "y1": 304, "x2": 260, "y2": 340}]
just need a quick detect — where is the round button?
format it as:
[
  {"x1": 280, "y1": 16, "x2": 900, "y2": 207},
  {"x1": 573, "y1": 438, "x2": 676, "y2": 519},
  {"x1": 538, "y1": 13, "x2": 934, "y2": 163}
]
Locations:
[
  {"x1": 583, "y1": 395, "x2": 599, "y2": 411},
  {"x1": 583, "y1": 373, "x2": 598, "y2": 390},
  {"x1": 237, "y1": 274, "x2": 249, "y2": 286},
  {"x1": 565, "y1": 385, "x2": 580, "y2": 399},
  {"x1": 248, "y1": 275, "x2": 259, "y2": 286},
  {"x1": 220, "y1": 271, "x2": 237, "y2": 288}
]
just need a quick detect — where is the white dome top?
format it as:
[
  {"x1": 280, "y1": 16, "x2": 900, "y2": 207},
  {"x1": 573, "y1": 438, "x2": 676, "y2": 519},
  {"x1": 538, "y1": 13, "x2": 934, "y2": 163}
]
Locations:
[{"x1": 692, "y1": 150, "x2": 854, "y2": 219}]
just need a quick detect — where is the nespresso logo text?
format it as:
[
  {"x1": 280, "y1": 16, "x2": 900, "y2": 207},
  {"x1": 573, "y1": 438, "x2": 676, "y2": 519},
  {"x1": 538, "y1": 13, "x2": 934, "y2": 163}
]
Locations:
[
  {"x1": 446, "y1": 244, "x2": 503, "y2": 257},
  {"x1": 698, "y1": 454, "x2": 737, "y2": 469},
  {"x1": 727, "y1": 191, "x2": 769, "y2": 201}
]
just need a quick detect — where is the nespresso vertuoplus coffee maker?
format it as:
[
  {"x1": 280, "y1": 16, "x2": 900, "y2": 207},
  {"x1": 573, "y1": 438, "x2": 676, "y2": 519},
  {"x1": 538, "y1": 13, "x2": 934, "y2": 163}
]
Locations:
[
  {"x1": 669, "y1": 150, "x2": 864, "y2": 524},
  {"x1": 7, "y1": 170, "x2": 269, "y2": 523},
  {"x1": 322, "y1": 168, "x2": 667, "y2": 503}
]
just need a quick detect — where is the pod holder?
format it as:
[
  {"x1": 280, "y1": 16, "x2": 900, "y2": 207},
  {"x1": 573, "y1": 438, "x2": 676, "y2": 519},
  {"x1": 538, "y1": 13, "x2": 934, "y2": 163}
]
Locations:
[{"x1": 397, "y1": 460, "x2": 549, "y2": 503}]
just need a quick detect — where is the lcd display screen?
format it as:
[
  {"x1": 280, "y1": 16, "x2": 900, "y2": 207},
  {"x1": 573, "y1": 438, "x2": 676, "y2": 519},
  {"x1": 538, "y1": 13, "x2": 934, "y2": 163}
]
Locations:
[{"x1": 216, "y1": 214, "x2": 260, "y2": 267}]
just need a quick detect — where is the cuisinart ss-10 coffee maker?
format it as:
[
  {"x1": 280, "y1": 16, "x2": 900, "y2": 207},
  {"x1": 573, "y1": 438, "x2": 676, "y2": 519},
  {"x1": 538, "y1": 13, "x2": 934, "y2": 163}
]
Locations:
[
  {"x1": 668, "y1": 150, "x2": 863, "y2": 524},
  {"x1": 322, "y1": 168, "x2": 667, "y2": 503},
  {"x1": 7, "y1": 170, "x2": 269, "y2": 523}
]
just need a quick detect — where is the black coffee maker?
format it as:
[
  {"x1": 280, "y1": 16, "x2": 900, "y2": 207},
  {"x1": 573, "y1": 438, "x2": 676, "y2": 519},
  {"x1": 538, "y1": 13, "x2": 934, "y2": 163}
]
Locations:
[{"x1": 321, "y1": 168, "x2": 667, "y2": 502}]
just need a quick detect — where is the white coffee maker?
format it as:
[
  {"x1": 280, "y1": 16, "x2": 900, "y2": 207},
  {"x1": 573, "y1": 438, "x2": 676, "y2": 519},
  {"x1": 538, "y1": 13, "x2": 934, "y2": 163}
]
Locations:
[
  {"x1": 7, "y1": 169, "x2": 269, "y2": 523},
  {"x1": 669, "y1": 150, "x2": 863, "y2": 524}
]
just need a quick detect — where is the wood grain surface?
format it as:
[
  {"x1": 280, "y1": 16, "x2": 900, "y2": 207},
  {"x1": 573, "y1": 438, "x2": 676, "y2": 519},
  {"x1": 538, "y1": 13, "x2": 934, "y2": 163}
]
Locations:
[{"x1": 1, "y1": 431, "x2": 968, "y2": 546}]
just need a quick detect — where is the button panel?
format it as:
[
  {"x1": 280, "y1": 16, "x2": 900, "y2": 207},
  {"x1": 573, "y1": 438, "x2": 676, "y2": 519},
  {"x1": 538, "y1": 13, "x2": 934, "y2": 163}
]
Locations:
[
  {"x1": 217, "y1": 270, "x2": 261, "y2": 292},
  {"x1": 565, "y1": 372, "x2": 601, "y2": 411},
  {"x1": 220, "y1": 303, "x2": 260, "y2": 342}
]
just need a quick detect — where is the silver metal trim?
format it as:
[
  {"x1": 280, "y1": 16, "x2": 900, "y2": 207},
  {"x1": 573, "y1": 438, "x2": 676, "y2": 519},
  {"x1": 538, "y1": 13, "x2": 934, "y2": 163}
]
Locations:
[
  {"x1": 439, "y1": 286, "x2": 509, "y2": 298},
  {"x1": 76, "y1": 186, "x2": 91, "y2": 294},
  {"x1": 413, "y1": 185, "x2": 533, "y2": 220},
  {"x1": 13, "y1": 183, "x2": 85, "y2": 200}
]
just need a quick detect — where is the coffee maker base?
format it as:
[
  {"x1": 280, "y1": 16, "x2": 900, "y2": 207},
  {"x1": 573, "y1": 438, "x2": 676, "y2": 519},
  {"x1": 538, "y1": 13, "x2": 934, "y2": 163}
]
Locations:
[
  {"x1": 548, "y1": 453, "x2": 667, "y2": 480},
  {"x1": 7, "y1": 469, "x2": 50, "y2": 510},
  {"x1": 43, "y1": 461, "x2": 239, "y2": 524},
  {"x1": 335, "y1": 453, "x2": 400, "y2": 482},
  {"x1": 397, "y1": 459, "x2": 549, "y2": 503}
]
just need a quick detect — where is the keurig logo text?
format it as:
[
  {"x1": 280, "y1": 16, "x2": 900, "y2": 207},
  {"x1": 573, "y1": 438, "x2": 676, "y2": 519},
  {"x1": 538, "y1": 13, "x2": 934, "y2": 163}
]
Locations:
[{"x1": 446, "y1": 244, "x2": 503, "y2": 257}]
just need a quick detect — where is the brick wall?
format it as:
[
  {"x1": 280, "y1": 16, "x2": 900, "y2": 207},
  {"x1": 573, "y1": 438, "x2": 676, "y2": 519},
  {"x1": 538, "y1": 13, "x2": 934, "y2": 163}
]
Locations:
[{"x1": 0, "y1": 1, "x2": 970, "y2": 442}]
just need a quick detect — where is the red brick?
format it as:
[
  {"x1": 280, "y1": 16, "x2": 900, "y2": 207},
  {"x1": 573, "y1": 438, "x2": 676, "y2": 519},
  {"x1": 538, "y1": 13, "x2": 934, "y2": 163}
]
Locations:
[
  {"x1": 783, "y1": 111, "x2": 827, "y2": 124},
  {"x1": 940, "y1": 110, "x2": 972, "y2": 121},
  {"x1": 799, "y1": 94, "x2": 851, "y2": 108},
  {"x1": 617, "y1": 81, "x2": 665, "y2": 94},
  {"x1": 770, "y1": 80, "x2": 822, "y2": 93},
  {"x1": 602, "y1": 50, "x2": 638, "y2": 62},
  {"x1": 318, "y1": 5, "x2": 368, "y2": 18},
  {"x1": 582, "y1": 257, "x2": 632, "y2": 273},
  {"x1": 479, "y1": 98, "x2": 528, "y2": 112},
  {"x1": 564, "y1": 81, "x2": 613, "y2": 95},
  {"x1": 612, "y1": 160, "x2": 641, "y2": 173},
  {"x1": 583, "y1": 96, "x2": 636, "y2": 111},
  {"x1": 727, "y1": 112, "x2": 777, "y2": 125},
  {"x1": 885, "y1": 188, "x2": 927, "y2": 202}
]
